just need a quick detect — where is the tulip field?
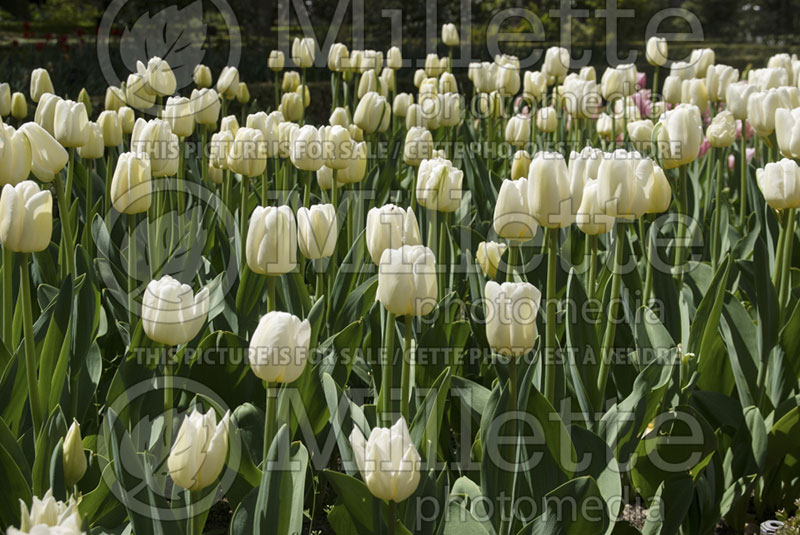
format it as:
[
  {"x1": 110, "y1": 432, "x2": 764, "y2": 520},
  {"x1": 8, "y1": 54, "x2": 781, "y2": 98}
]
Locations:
[{"x1": 2, "y1": 14, "x2": 800, "y2": 535}]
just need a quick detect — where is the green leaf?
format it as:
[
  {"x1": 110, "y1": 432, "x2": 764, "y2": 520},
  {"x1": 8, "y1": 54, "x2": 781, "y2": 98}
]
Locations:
[{"x1": 516, "y1": 476, "x2": 608, "y2": 535}]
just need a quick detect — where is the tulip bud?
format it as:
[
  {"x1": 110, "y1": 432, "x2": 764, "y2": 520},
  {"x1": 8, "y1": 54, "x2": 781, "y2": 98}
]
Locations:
[
  {"x1": 10, "y1": 92, "x2": 26, "y2": 120},
  {"x1": 329, "y1": 106, "x2": 350, "y2": 127},
  {"x1": 349, "y1": 417, "x2": 421, "y2": 502},
  {"x1": 627, "y1": 119, "x2": 654, "y2": 144},
  {"x1": 142, "y1": 275, "x2": 209, "y2": 346},
  {"x1": 577, "y1": 179, "x2": 615, "y2": 235},
  {"x1": 76, "y1": 87, "x2": 92, "y2": 118},
  {"x1": 505, "y1": 115, "x2": 531, "y2": 147},
  {"x1": 377, "y1": 245, "x2": 437, "y2": 317},
  {"x1": 0, "y1": 181, "x2": 53, "y2": 252},
  {"x1": 777, "y1": 107, "x2": 800, "y2": 159},
  {"x1": 494, "y1": 178, "x2": 538, "y2": 240},
  {"x1": 227, "y1": 127, "x2": 267, "y2": 177},
  {"x1": 30, "y1": 68, "x2": 54, "y2": 103},
  {"x1": 725, "y1": 82, "x2": 755, "y2": 121},
  {"x1": 292, "y1": 37, "x2": 316, "y2": 68},
  {"x1": 137, "y1": 56, "x2": 177, "y2": 97},
  {"x1": 354, "y1": 92, "x2": 390, "y2": 134},
  {"x1": 191, "y1": 88, "x2": 221, "y2": 126},
  {"x1": 511, "y1": 150, "x2": 531, "y2": 181},
  {"x1": 193, "y1": 64, "x2": 213, "y2": 88},
  {"x1": 131, "y1": 118, "x2": 178, "y2": 177},
  {"x1": 442, "y1": 23, "x2": 459, "y2": 46},
  {"x1": 387, "y1": 46, "x2": 402, "y2": 69},
  {"x1": 416, "y1": 157, "x2": 463, "y2": 212},
  {"x1": 296, "y1": 83, "x2": 310, "y2": 107},
  {"x1": 357, "y1": 70, "x2": 379, "y2": 99},
  {"x1": 78, "y1": 122, "x2": 104, "y2": 160},
  {"x1": 328, "y1": 43, "x2": 349, "y2": 72},
  {"x1": 217, "y1": 66, "x2": 240, "y2": 100},
  {"x1": 662, "y1": 75, "x2": 681, "y2": 105},
  {"x1": 162, "y1": 96, "x2": 195, "y2": 138},
  {"x1": 680, "y1": 78, "x2": 708, "y2": 112},
  {"x1": 689, "y1": 48, "x2": 715, "y2": 79},
  {"x1": 543, "y1": 47, "x2": 570, "y2": 84},
  {"x1": 655, "y1": 104, "x2": 703, "y2": 169},
  {"x1": 278, "y1": 92, "x2": 302, "y2": 123},
  {"x1": 0, "y1": 124, "x2": 31, "y2": 186},
  {"x1": 269, "y1": 50, "x2": 285, "y2": 72},
  {"x1": 105, "y1": 85, "x2": 126, "y2": 111},
  {"x1": 366, "y1": 204, "x2": 421, "y2": 265},
  {"x1": 118, "y1": 106, "x2": 135, "y2": 134},
  {"x1": 54, "y1": 99, "x2": 90, "y2": 148},
  {"x1": 748, "y1": 89, "x2": 782, "y2": 137},
  {"x1": 97, "y1": 110, "x2": 122, "y2": 147},
  {"x1": 19, "y1": 122, "x2": 68, "y2": 182},
  {"x1": 249, "y1": 311, "x2": 311, "y2": 384},
  {"x1": 236, "y1": 82, "x2": 250, "y2": 104},
  {"x1": 476, "y1": 241, "x2": 507, "y2": 279},
  {"x1": 523, "y1": 71, "x2": 547, "y2": 103},
  {"x1": 496, "y1": 64, "x2": 521, "y2": 97},
  {"x1": 110, "y1": 151, "x2": 152, "y2": 214},
  {"x1": 403, "y1": 127, "x2": 433, "y2": 166},
  {"x1": 638, "y1": 160, "x2": 672, "y2": 214},
  {"x1": 424, "y1": 54, "x2": 444, "y2": 77},
  {"x1": 705, "y1": 64, "x2": 739, "y2": 103},
  {"x1": 337, "y1": 140, "x2": 367, "y2": 183},
  {"x1": 62, "y1": 420, "x2": 87, "y2": 488},
  {"x1": 220, "y1": 114, "x2": 239, "y2": 135},
  {"x1": 282, "y1": 71, "x2": 301, "y2": 92},
  {"x1": 756, "y1": 158, "x2": 800, "y2": 211},
  {"x1": 536, "y1": 106, "x2": 557, "y2": 133},
  {"x1": 601, "y1": 64, "x2": 638, "y2": 100},
  {"x1": 706, "y1": 110, "x2": 736, "y2": 148},
  {"x1": 126, "y1": 73, "x2": 155, "y2": 110},
  {"x1": 528, "y1": 151, "x2": 574, "y2": 228},
  {"x1": 646, "y1": 36, "x2": 668, "y2": 66},
  {"x1": 0, "y1": 83, "x2": 10, "y2": 116},
  {"x1": 168, "y1": 409, "x2": 230, "y2": 491},
  {"x1": 439, "y1": 93, "x2": 461, "y2": 127},
  {"x1": 595, "y1": 149, "x2": 644, "y2": 219},
  {"x1": 289, "y1": 124, "x2": 323, "y2": 171},
  {"x1": 209, "y1": 130, "x2": 234, "y2": 170},
  {"x1": 247, "y1": 205, "x2": 297, "y2": 275},
  {"x1": 297, "y1": 204, "x2": 337, "y2": 259},
  {"x1": 484, "y1": 281, "x2": 541, "y2": 356}
]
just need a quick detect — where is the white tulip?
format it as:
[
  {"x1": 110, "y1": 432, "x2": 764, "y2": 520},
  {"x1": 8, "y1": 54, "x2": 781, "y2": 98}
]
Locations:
[
  {"x1": 141, "y1": 275, "x2": 209, "y2": 346},
  {"x1": 249, "y1": 311, "x2": 311, "y2": 383},
  {"x1": 246, "y1": 205, "x2": 297, "y2": 275},
  {"x1": 416, "y1": 157, "x2": 463, "y2": 213},
  {"x1": 0, "y1": 181, "x2": 53, "y2": 253},
  {"x1": 297, "y1": 204, "x2": 337, "y2": 259},
  {"x1": 756, "y1": 158, "x2": 800, "y2": 211},
  {"x1": 484, "y1": 281, "x2": 541, "y2": 357},
  {"x1": 377, "y1": 245, "x2": 437, "y2": 317},
  {"x1": 366, "y1": 205, "x2": 421, "y2": 265},
  {"x1": 494, "y1": 178, "x2": 538, "y2": 241},
  {"x1": 168, "y1": 409, "x2": 230, "y2": 491}
]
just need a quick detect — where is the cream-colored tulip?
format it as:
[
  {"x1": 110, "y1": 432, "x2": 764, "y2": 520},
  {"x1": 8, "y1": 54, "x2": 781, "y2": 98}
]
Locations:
[
  {"x1": 646, "y1": 36, "x2": 668, "y2": 66},
  {"x1": 748, "y1": 67, "x2": 788, "y2": 91},
  {"x1": 627, "y1": 119, "x2": 654, "y2": 144},
  {"x1": 19, "y1": 122, "x2": 68, "y2": 182},
  {"x1": 297, "y1": 204, "x2": 337, "y2": 259},
  {"x1": 536, "y1": 106, "x2": 557, "y2": 133},
  {"x1": 528, "y1": 151, "x2": 574, "y2": 228},
  {"x1": 292, "y1": 37, "x2": 316, "y2": 68},
  {"x1": 392, "y1": 93, "x2": 412, "y2": 118},
  {"x1": 689, "y1": 48, "x2": 715, "y2": 79},
  {"x1": 706, "y1": 110, "x2": 736, "y2": 148},
  {"x1": 577, "y1": 179, "x2": 615, "y2": 235},
  {"x1": 191, "y1": 88, "x2": 221, "y2": 126},
  {"x1": 680, "y1": 78, "x2": 708, "y2": 112},
  {"x1": 484, "y1": 280, "x2": 541, "y2": 357},
  {"x1": 505, "y1": 115, "x2": 531, "y2": 147},
  {"x1": 105, "y1": 85, "x2": 126, "y2": 111},
  {"x1": 118, "y1": 106, "x2": 136, "y2": 134},
  {"x1": 249, "y1": 311, "x2": 310, "y2": 382},
  {"x1": 543, "y1": 46, "x2": 569, "y2": 84},
  {"x1": 705, "y1": 64, "x2": 738, "y2": 102},
  {"x1": 377, "y1": 245, "x2": 437, "y2": 317},
  {"x1": 725, "y1": 81, "x2": 756, "y2": 121},
  {"x1": 62, "y1": 419, "x2": 86, "y2": 488},
  {"x1": 247, "y1": 205, "x2": 297, "y2": 275},
  {"x1": 365, "y1": 204, "x2": 421, "y2": 265},
  {"x1": 777, "y1": 107, "x2": 800, "y2": 159},
  {"x1": 110, "y1": 151, "x2": 151, "y2": 214},
  {"x1": 442, "y1": 23, "x2": 459, "y2": 46},
  {"x1": 280, "y1": 92, "x2": 304, "y2": 122},
  {"x1": 0, "y1": 83, "x2": 10, "y2": 116},
  {"x1": 523, "y1": 71, "x2": 547, "y2": 102},
  {"x1": 137, "y1": 56, "x2": 177, "y2": 97},
  {"x1": 748, "y1": 89, "x2": 781, "y2": 137},
  {"x1": 289, "y1": 124, "x2": 323, "y2": 171},
  {"x1": 496, "y1": 64, "x2": 521, "y2": 97},
  {"x1": 601, "y1": 64, "x2": 637, "y2": 100},
  {"x1": 131, "y1": 118, "x2": 178, "y2": 177},
  {"x1": 403, "y1": 127, "x2": 433, "y2": 166},
  {"x1": 328, "y1": 43, "x2": 349, "y2": 72},
  {"x1": 638, "y1": 159, "x2": 672, "y2": 214},
  {"x1": 10, "y1": 92, "x2": 26, "y2": 120},
  {"x1": 227, "y1": 127, "x2": 267, "y2": 177},
  {"x1": 416, "y1": 157, "x2": 463, "y2": 212},
  {"x1": 655, "y1": 104, "x2": 703, "y2": 169},
  {"x1": 0, "y1": 124, "x2": 32, "y2": 185},
  {"x1": 329, "y1": 106, "x2": 350, "y2": 127},
  {"x1": 282, "y1": 71, "x2": 301, "y2": 92},
  {"x1": 269, "y1": 50, "x2": 285, "y2": 72},
  {"x1": 77, "y1": 122, "x2": 104, "y2": 160},
  {"x1": 163, "y1": 96, "x2": 195, "y2": 138},
  {"x1": 494, "y1": 178, "x2": 538, "y2": 241},
  {"x1": 216, "y1": 66, "x2": 240, "y2": 99},
  {"x1": 193, "y1": 64, "x2": 212, "y2": 88},
  {"x1": 510, "y1": 149, "x2": 532, "y2": 181},
  {"x1": 756, "y1": 158, "x2": 800, "y2": 211},
  {"x1": 386, "y1": 46, "x2": 402, "y2": 69},
  {"x1": 53, "y1": 99, "x2": 89, "y2": 148},
  {"x1": 9, "y1": 490, "x2": 82, "y2": 535},
  {"x1": 125, "y1": 73, "x2": 155, "y2": 110},
  {"x1": 30, "y1": 68, "x2": 54, "y2": 103},
  {"x1": 354, "y1": 92, "x2": 390, "y2": 134},
  {"x1": 476, "y1": 241, "x2": 507, "y2": 279},
  {"x1": 142, "y1": 275, "x2": 209, "y2": 346},
  {"x1": 209, "y1": 130, "x2": 234, "y2": 170},
  {"x1": 0, "y1": 181, "x2": 52, "y2": 252},
  {"x1": 168, "y1": 409, "x2": 229, "y2": 491},
  {"x1": 349, "y1": 417, "x2": 421, "y2": 502},
  {"x1": 662, "y1": 75, "x2": 682, "y2": 105},
  {"x1": 98, "y1": 110, "x2": 122, "y2": 147}
]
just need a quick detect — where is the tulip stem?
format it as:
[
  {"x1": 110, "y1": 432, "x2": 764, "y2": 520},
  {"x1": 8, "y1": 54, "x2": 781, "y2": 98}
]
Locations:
[
  {"x1": 164, "y1": 350, "x2": 173, "y2": 448},
  {"x1": 773, "y1": 213, "x2": 786, "y2": 292},
  {"x1": 507, "y1": 245, "x2": 517, "y2": 282},
  {"x1": 20, "y1": 253, "x2": 42, "y2": 442},
  {"x1": 673, "y1": 165, "x2": 688, "y2": 278},
  {"x1": 587, "y1": 234, "x2": 598, "y2": 298},
  {"x1": 128, "y1": 214, "x2": 137, "y2": 327},
  {"x1": 502, "y1": 355, "x2": 519, "y2": 535},
  {"x1": 2, "y1": 247, "x2": 12, "y2": 345},
  {"x1": 739, "y1": 132, "x2": 747, "y2": 226},
  {"x1": 186, "y1": 490, "x2": 197, "y2": 535},
  {"x1": 643, "y1": 226, "x2": 654, "y2": 306},
  {"x1": 711, "y1": 148, "x2": 723, "y2": 270},
  {"x1": 387, "y1": 500, "x2": 397, "y2": 535},
  {"x1": 266, "y1": 275, "x2": 276, "y2": 313},
  {"x1": 595, "y1": 222, "x2": 624, "y2": 410},
  {"x1": 380, "y1": 312, "x2": 397, "y2": 426},
  {"x1": 105, "y1": 146, "x2": 115, "y2": 215},
  {"x1": 240, "y1": 175, "x2": 248, "y2": 267},
  {"x1": 779, "y1": 209, "x2": 796, "y2": 316},
  {"x1": 263, "y1": 382, "x2": 276, "y2": 464},
  {"x1": 400, "y1": 315, "x2": 413, "y2": 422},
  {"x1": 200, "y1": 126, "x2": 208, "y2": 185},
  {"x1": 544, "y1": 228, "x2": 557, "y2": 402},
  {"x1": 54, "y1": 172, "x2": 76, "y2": 279}
]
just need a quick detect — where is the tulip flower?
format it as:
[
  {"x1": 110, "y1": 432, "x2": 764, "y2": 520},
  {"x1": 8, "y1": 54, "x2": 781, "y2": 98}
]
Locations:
[
  {"x1": 349, "y1": 417, "x2": 421, "y2": 502},
  {"x1": 282, "y1": 71, "x2": 301, "y2": 92},
  {"x1": 403, "y1": 126, "x2": 433, "y2": 166},
  {"x1": 484, "y1": 280, "x2": 541, "y2": 357},
  {"x1": 577, "y1": 179, "x2": 615, "y2": 235},
  {"x1": 110, "y1": 151, "x2": 152, "y2": 214},
  {"x1": 493, "y1": 178, "x2": 538, "y2": 241},
  {"x1": 279, "y1": 92, "x2": 303, "y2": 122},
  {"x1": 216, "y1": 66, "x2": 240, "y2": 99},
  {"x1": 98, "y1": 110, "x2": 122, "y2": 147},
  {"x1": 329, "y1": 107, "x2": 350, "y2": 127},
  {"x1": 328, "y1": 43, "x2": 349, "y2": 72},
  {"x1": 387, "y1": 46, "x2": 402, "y2": 69},
  {"x1": 292, "y1": 37, "x2": 316, "y2": 68},
  {"x1": 0, "y1": 181, "x2": 53, "y2": 253},
  {"x1": 705, "y1": 64, "x2": 739, "y2": 102},
  {"x1": 77, "y1": 122, "x2": 104, "y2": 160},
  {"x1": 646, "y1": 37, "x2": 668, "y2": 66},
  {"x1": 523, "y1": 71, "x2": 547, "y2": 103},
  {"x1": 627, "y1": 119, "x2": 654, "y2": 146},
  {"x1": 138, "y1": 56, "x2": 177, "y2": 97},
  {"x1": 476, "y1": 241, "x2": 507, "y2": 279},
  {"x1": 0, "y1": 83, "x2": 10, "y2": 116},
  {"x1": 748, "y1": 67, "x2": 788, "y2": 90},
  {"x1": 54, "y1": 99, "x2": 90, "y2": 148},
  {"x1": 689, "y1": 48, "x2": 715, "y2": 78},
  {"x1": 247, "y1": 205, "x2": 298, "y2": 275},
  {"x1": 562, "y1": 75, "x2": 601, "y2": 119},
  {"x1": 594, "y1": 149, "x2": 644, "y2": 219},
  {"x1": 227, "y1": 127, "x2": 267, "y2": 177},
  {"x1": 442, "y1": 23, "x2": 459, "y2": 46},
  {"x1": 357, "y1": 70, "x2": 379, "y2": 99},
  {"x1": 680, "y1": 78, "x2": 709, "y2": 113},
  {"x1": 707, "y1": 110, "x2": 737, "y2": 148},
  {"x1": 249, "y1": 311, "x2": 311, "y2": 383},
  {"x1": 190, "y1": 88, "x2": 221, "y2": 126},
  {"x1": 141, "y1": 275, "x2": 209, "y2": 346},
  {"x1": 118, "y1": 106, "x2": 136, "y2": 133},
  {"x1": 125, "y1": 73, "x2": 156, "y2": 110},
  {"x1": 528, "y1": 151, "x2": 574, "y2": 228},
  {"x1": 168, "y1": 409, "x2": 230, "y2": 491},
  {"x1": 416, "y1": 157, "x2": 463, "y2": 212},
  {"x1": 337, "y1": 140, "x2": 367, "y2": 184},
  {"x1": 297, "y1": 204, "x2": 337, "y2": 259},
  {"x1": 756, "y1": 159, "x2": 800, "y2": 211},
  {"x1": 543, "y1": 46, "x2": 569, "y2": 84},
  {"x1": 235, "y1": 81, "x2": 250, "y2": 105},
  {"x1": 8, "y1": 490, "x2": 82, "y2": 535},
  {"x1": 655, "y1": 103, "x2": 703, "y2": 169},
  {"x1": 193, "y1": 64, "x2": 212, "y2": 88},
  {"x1": 662, "y1": 75, "x2": 682, "y2": 105},
  {"x1": 496, "y1": 63, "x2": 521, "y2": 97},
  {"x1": 19, "y1": 122, "x2": 68, "y2": 182},
  {"x1": 724, "y1": 81, "x2": 756, "y2": 121},
  {"x1": 131, "y1": 118, "x2": 179, "y2": 177},
  {"x1": 163, "y1": 96, "x2": 195, "y2": 138},
  {"x1": 10, "y1": 92, "x2": 26, "y2": 120},
  {"x1": 319, "y1": 124, "x2": 353, "y2": 170},
  {"x1": 469, "y1": 62, "x2": 496, "y2": 94},
  {"x1": 209, "y1": 130, "x2": 234, "y2": 170},
  {"x1": 438, "y1": 71, "x2": 457, "y2": 95},
  {"x1": 105, "y1": 85, "x2": 126, "y2": 111},
  {"x1": 366, "y1": 204, "x2": 421, "y2": 264},
  {"x1": 511, "y1": 149, "x2": 531, "y2": 180},
  {"x1": 505, "y1": 115, "x2": 531, "y2": 147},
  {"x1": 536, "y1": 106, "x2": 557, "y2": 133},
  {"x1": 777, "y1": 107, "x2": 800, "y2": 159},
  {"x1": 0, "y1": 124, "x2": 32, "y2": 185},
  {"x1": 377, "y1": 245, "x2": 437, "y2": 317},
  {"x1": 601, "y1": 64, "x2": 637, "y2": 100},
  {"x1": 268, "y1": 50, "x2": 285, "y2": 72},
  {"x1": 747, "y1": 89, "x2": 781, "y2": 137},
  {"x1": 289, "y1": 124, "x2": 323, "y2": 172},
  {"x1": 354, "y1": 91, "x2": 390, "y2": 134},
  {"x1": 30, "y1": 67, "x2": 54, "y2": 103},
  {"x1": 62, "y1": 420, "x2": 86, "y2": 488}
]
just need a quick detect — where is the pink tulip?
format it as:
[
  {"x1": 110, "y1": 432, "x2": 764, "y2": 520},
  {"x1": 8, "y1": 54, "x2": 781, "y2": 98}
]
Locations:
[
  {"x1": 727, "y1": 148, "x2": 757, "y2": 171},
  {"x1": 637, "y1": 71, "x2": 647, "y2": 89},
  {"x1": 735, "y1": 119, "x2": 754, "y2": 141},
  {"x1": 698, "y1": 137, "x2": 711, "y2": 158}
]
